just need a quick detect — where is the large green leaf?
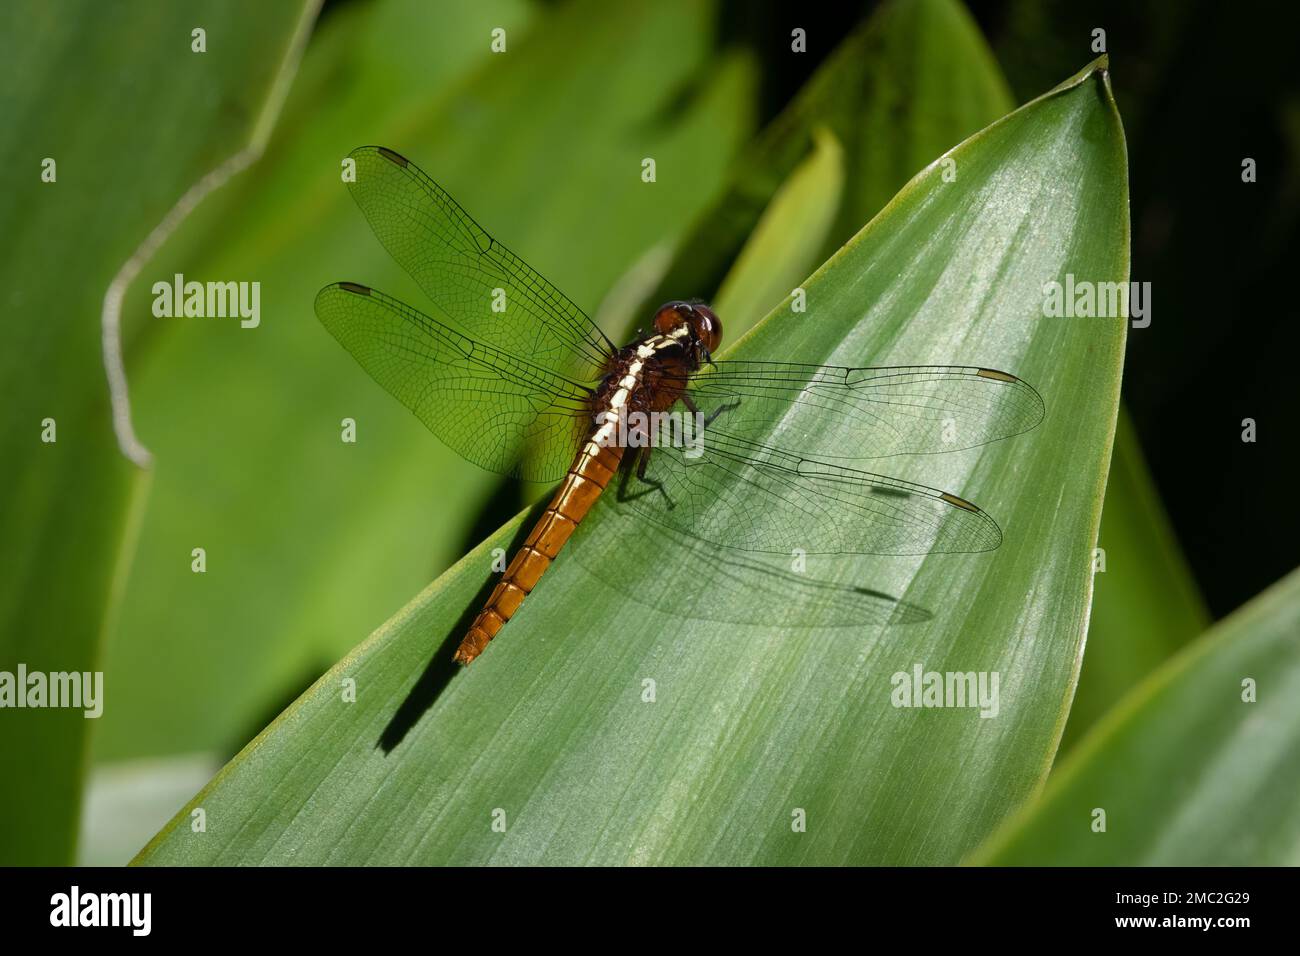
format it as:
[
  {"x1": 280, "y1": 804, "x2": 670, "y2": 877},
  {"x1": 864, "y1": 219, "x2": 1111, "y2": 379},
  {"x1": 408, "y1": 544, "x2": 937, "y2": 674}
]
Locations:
[
  {"x1": 629, "y1": 0, "x2": 1206, "y2": 754},
  {"x1": 0, "y1": 0, "x2": 313, "y2": 865},
  {"x1": 671, "y1": 0, "x2": 1206, "y2": 757},
  {"x1": 975, "y1": 566, "x2": 1300, "y2": 865},
  {"x1": 94, "y1": 0, "x2": 753, "y2": 764},
  {"x1": 136, "y1": 57, "x2": 1128, "y2": 865}
]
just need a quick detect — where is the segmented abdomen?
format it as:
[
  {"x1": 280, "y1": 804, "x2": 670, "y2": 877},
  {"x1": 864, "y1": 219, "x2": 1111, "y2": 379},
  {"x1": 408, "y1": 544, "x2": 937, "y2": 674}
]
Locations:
[{"x1": 453, "y1": 440, "x2": 625, "y2": 664}]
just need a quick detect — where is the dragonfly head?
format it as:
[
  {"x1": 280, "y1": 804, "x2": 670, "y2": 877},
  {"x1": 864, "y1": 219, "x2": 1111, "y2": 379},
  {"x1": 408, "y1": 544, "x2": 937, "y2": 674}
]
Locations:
[{"x1": 655, "y1": 300, "x2": 722, "y2": 359}]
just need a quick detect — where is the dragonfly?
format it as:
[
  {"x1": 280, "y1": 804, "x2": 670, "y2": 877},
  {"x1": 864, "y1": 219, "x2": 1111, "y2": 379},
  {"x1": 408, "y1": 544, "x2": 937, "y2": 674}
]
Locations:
[{"x1": 316, "y1": 146, "x2": 1044, "y2": 665}]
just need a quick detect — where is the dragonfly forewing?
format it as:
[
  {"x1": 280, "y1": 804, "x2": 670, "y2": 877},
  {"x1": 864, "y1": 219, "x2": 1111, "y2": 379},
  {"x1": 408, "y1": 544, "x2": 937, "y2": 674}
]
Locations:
[
  {"x1": 345, "y1": 146, "x2": 615, "y2": 383},
  {"x1": 682, "y1": 361, "x2": 1044, "y2": 461}
]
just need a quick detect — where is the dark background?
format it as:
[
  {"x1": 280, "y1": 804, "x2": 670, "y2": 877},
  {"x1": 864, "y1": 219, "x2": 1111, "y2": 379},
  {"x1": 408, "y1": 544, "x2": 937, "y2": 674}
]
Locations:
[{"x1": 731, "y1": 0, "x2": 1300, "y2": 617}]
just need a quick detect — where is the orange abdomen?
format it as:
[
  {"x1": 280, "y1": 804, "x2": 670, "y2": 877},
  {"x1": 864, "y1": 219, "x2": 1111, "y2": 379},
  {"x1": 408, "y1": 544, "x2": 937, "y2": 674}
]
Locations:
[{"x1": 454, "y1": 440, "x2": 625, "y2": 664}]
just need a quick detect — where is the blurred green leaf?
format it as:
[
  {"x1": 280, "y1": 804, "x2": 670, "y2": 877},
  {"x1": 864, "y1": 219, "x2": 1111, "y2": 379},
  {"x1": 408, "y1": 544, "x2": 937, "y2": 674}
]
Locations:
[
  {"x1": 0, "y1": 0, "x2": 313, "y2": 865},
  {"x1": 94, "y1": 0, "x2": 754, "y2": 765},
  {"x1": 137, "y1": 57, "x2": 1129, "y2": 866},
  {"x1": 1060, "y1": 409, "x2": 1209, "y2": 751},
  {"x1": 975, "y1": 566, "x2": 1300, "y2": 865},
  {"x1": 711, "y1": 126, "x2": 844, "y2": 324},
  {"x1": 635, "y1": 0, "x2": 1014, "y2": 340}
]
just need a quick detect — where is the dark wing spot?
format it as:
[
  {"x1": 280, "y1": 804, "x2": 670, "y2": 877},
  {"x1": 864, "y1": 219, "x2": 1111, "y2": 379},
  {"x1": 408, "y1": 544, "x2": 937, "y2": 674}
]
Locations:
[{"x1": 940, "y1": 492, "x2": 979, "y2": 513}]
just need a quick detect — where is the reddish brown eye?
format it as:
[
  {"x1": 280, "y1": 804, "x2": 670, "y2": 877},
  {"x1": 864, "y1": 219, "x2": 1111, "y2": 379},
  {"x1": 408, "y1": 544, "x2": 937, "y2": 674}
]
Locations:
[
  {"x1": 652, "y1": 300, "x2": 722, "y2": 353},
  {"x1": 653, "y1": 301, "x2": 690, "y2": 334},
  {"x1": 693, "y1": 304, "x2": 722, "y2": 353}
]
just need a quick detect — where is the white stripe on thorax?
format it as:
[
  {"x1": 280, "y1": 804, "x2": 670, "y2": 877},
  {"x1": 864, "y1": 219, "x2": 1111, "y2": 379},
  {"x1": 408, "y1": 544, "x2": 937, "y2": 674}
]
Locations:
[{"x1": 592, "y1": 325, "x2": 690, "y2": 443}]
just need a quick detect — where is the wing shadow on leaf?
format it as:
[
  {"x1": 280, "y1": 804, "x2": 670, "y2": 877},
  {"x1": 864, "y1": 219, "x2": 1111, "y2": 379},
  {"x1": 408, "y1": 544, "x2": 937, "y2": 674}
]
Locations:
[
  {"x1": 378, "y1": 483, "x2": 931, "y2": 752},
  {"x1": 574, "y1": 504, "x2": 932, "y2": 629}
]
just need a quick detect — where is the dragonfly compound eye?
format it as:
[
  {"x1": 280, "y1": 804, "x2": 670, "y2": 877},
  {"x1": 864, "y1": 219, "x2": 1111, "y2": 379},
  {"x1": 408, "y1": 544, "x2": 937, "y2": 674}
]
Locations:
[
  {"x1": 653, "y1": 300, "x2": 693, "y2": 335},
  {"x1": 652, "y1": 301, "x2": 721, "y2": 353},
  {"x1": 691, "y1": 304, "x2": 722, "y2": 354}
]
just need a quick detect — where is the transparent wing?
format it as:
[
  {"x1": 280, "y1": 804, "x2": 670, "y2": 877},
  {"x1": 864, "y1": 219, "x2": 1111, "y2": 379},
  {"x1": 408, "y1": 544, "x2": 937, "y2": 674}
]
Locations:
[
  {"x1": 347, "y1": 145, "x2": 615, "y2": 382},
  {"x1": 574, "y1": 516, "x2": 932, "y2": 628},
  {"x1": 315, "y1": 282, "x2": 592, "y2": 482},
  {"x1": 620, "y1": 428, "x2": 1002, "y2": 556},
  {"x1": 681, "y1": 361, "x2": 1044, "y2": 460}
]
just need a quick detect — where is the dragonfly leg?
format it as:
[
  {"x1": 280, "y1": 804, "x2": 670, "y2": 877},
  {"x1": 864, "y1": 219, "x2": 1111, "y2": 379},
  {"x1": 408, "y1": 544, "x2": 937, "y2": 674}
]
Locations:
[
  {"x1": 682, "y1": 392, "x2": 741, "y2": 427},
  {"x1": 617, "y1": 447, "x2": 675, "y2": 508}
]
